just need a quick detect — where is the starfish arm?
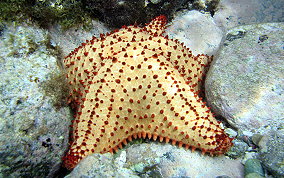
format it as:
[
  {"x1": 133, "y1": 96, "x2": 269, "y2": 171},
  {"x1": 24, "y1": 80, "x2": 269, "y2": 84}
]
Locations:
[{"x1": 144, "y1": 15, "x2": 167, "y2": 36}]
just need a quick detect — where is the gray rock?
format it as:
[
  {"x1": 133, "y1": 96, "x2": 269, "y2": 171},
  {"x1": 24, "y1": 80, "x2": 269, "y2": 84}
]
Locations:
[
  {"x1": 258, "y1": 130, "x2": 284, "y2": 177},
  {"x1": 251, "y1": 134, "x2": 264, "y2": 146},
  {"x1": 205, "y1": 22, "x2": 284, "y2": 134},
  {"x1": 226, "y1": 140, "x2": 249, "y2": 159},
  {"x1": 244, "y1": 159, "x2": 264, "y2": 177},
  {"x1": 214, "y1": 0, "x2": 284, "y2": 31},
  {"x1": 245, "y1": 172, "x2": 264, "y2": 178},
  {"x1": 67, "y1": 143, "x2": 244, "y2": 177},
  {"x1": 216, "y1": 176, "x2": 231, "y2": 178},
  {"x1": 0, "y1": 23, "x2": 71, "y2": 177}
]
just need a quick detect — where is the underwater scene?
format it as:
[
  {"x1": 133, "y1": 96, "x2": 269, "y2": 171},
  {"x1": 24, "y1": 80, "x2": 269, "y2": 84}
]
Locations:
[{"x1": 0, "y1": 0, "x2": 283, "y2": 177}]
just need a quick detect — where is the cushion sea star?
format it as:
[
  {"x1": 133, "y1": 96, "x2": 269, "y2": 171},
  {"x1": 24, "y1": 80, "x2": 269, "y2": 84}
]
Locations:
[{"x1": 62, "y1": 15, "x2": 233, "y2": 170}]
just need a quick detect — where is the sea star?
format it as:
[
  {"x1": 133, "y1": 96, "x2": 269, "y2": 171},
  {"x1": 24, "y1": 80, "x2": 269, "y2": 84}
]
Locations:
[{"x1": 62, "y1": 15, "x2": 233, "y2": 170}]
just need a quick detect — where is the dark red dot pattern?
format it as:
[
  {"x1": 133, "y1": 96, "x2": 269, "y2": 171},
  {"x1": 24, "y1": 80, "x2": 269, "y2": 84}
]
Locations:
[{"x1": 62, "y1": 15, "x2": 233, "y2": 170}]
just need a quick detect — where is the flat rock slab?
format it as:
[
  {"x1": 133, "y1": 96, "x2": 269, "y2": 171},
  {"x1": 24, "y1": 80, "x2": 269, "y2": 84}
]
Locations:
[{"x1": 66, "y1": 143, "x2": 243, "y2": 178}]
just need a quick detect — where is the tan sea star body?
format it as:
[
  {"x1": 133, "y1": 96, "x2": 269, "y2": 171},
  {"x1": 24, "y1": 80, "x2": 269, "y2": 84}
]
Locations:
[{"x1": 63, "y1": 15, "x2": 233, "y2": 170}]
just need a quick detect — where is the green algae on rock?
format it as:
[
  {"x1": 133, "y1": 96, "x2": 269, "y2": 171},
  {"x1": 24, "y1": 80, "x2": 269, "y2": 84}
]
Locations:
[{"x1": 0, "y1": 0, "x2": 92, "y2": 30}]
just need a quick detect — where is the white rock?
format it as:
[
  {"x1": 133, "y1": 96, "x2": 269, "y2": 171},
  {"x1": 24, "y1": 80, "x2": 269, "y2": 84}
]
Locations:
[
  {"x1": 166, "y1": 10, "x2": 224, "y2": 56},
  {"x1": 67, "y1": 143, "x2": 244, "y2": 177}
]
